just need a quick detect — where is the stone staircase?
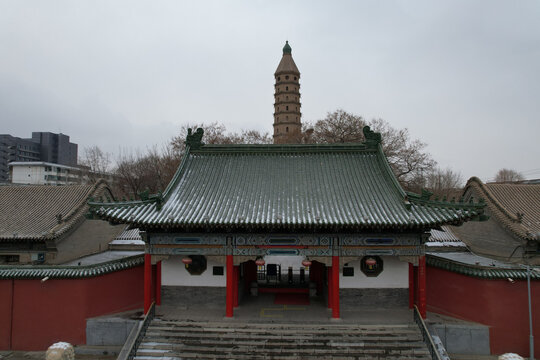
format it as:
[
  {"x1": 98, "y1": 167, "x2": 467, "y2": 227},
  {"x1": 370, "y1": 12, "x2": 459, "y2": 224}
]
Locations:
[{"x1": 134, "y1": 318, "x2": 432, "y2": 359}]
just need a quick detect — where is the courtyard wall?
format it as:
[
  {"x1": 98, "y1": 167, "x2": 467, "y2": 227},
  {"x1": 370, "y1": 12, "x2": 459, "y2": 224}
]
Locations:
[
  {"x1": 0, "y1": 265, "x2": 145, "y2": 351},
  {"x1": 427, "y1": 265, "x2": 540, "y2": 356}
]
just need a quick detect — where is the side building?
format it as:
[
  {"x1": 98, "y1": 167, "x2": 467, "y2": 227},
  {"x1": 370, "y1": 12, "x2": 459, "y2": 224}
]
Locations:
[{"x1": 0, "y1": 180, "x2": 124, "y2": 264}]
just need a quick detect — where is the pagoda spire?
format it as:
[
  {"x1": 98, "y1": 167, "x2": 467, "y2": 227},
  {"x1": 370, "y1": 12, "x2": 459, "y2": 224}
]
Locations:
[{"x1": 273, "y1": 41, "x2": 302, "y2": 144}]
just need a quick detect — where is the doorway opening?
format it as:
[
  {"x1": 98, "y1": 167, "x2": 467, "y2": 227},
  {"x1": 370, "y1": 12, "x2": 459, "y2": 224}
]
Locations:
[{"x1": 240, "y1": 256, "x2": 326, "y2": 306}]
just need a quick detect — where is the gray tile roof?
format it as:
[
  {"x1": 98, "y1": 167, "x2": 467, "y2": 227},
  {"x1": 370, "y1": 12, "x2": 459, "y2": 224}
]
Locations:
[
  {"x1": 0, "y1": 180, "x2": 111, "y2": 242},
  {"x1": 448, "y1": 177, "x2": 540, "y2": 263},
  {"x1": 114, "y1": 227, "x2": 142, "y2": 241},
  {"x1": 427, "y1": 226, "x2": 466, "y2": 249}
]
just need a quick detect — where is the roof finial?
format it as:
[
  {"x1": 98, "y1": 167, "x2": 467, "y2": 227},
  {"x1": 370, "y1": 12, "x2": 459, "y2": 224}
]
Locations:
[
  {"x1": 185, "y1": 128, "x2": 204, "y2": 149},
  {"x1": 283, "y1": 40, "x2": 292, "y2": 55}
]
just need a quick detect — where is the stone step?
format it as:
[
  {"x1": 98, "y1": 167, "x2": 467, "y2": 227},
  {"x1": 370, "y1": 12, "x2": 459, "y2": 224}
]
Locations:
[
  {"x1": 148, "y1": 325, "x2": 418, "y2": 337},
  {"x1": 134, "y1": 318, "x2": 431, "y2": 360},
  {"x1": 149, "y1": 324, "x2": 420, "y2": 335},
  {"x1": 142, "y1": 333, "x2": 425, "y2": 347},
  {"x1": 136, "y1": 344, "x2": 431, "y2": 358},
  {"x1": 139, "y1": 338, "x2": 427, "y2": 350},
  {"x1": 153, "y1": 319, "x2": 415, "y2": 330},
  {"x1": 141, "y1": 334, "x2": 424, "y2": 344},
  {"x1": 135, "y1": 356, "x2": 428, "y2": 360}
]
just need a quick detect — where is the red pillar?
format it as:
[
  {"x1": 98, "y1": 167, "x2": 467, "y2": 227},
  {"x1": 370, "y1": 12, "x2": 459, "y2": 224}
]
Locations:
[
  {"x1": 418, "y1": 255, "x2": 426, "y2": 319},
  {"x1": 156, "y1": 261, "x2": 162, "y2": 306},
  {"x1": 408, "y1": 262, "x2": 414, "y2": 309},
  {"x1": 226, "y1": 255, "x2": 234, "y2": 317},
  {"x1": 233, "y1": 265, "x2": 239, "y2": 308},
  {"x1": 331, "y1": 256, "x2": 340, "y2": 319},
  {"x1": 144, "y1": 253, "x2": 152, "y2": 314},
  {"x1": 327, "y1": 267, "x2": 333, "y2": 309}
]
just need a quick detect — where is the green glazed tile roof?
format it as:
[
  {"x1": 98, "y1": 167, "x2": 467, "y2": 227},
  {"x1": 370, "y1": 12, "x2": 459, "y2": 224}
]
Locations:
[
  {"x1": 427, "y1": 253, "x2": 540, "y2": 280},
  {"x1": 89, "y1": 128, "x2": 484, "y2": 232},
  {"x1": 0, "y1": 254, "x2": 143, "y2": 279}
]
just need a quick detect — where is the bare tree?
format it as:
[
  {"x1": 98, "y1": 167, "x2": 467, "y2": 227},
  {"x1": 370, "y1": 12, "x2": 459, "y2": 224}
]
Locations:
[
  {"x1": 114, "y1": 111, "x2": 438, "y2": 197},
  {"x1": 114, "y1": 150, "x2": 148, "y2": 198},
  {"x1": 304, "y1": 109, "x2": 366, "y2": 143},
  {"x1": 369, "y1": 118, "x2": 436, "y2": 191},
  {"x1": 171, "y1": 122, "x2": 271, "y2": 155},
  {"x1": 306, "y1": 110, "x2": 437, "y2": 191},
  {"x1": 113, "y1": 123, "x2": 271, "y2": 199},
  {"x1": 79, "y1": 146, "x2": 111, "y2": 173},
  {"x1": 113, "y1": 144, "x2": 182, "y2": 199},
  {"x1": 494, "y1": 168, "x2": 524, "y2": 183},
  {"x1": 239, "y1": 129, "x2": 272, "y2": 144},
  {"x1": 425, "y1": 167, "x2": 464, "y2": 199},
  {"x1": 78, "y1": 145, "x2": 112, "y2": 183}
]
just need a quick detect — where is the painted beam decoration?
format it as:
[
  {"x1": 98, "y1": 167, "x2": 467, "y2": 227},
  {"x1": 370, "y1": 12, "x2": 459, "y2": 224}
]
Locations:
[{"x1": 147, "y1": 233, "x2": 424, "y2": 257}]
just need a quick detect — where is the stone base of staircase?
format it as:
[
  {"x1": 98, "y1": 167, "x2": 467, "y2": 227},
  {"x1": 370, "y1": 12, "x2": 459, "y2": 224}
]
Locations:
[{"x1": 135, "y1": 318, "x2": 431, "y2": 359}]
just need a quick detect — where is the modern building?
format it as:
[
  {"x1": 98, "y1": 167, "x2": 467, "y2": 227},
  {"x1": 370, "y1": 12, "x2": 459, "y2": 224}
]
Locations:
[
  {"x1": 0, "y1": 132, "x2": 78, "y2": 183},
  {"x1": 31, "y1": 132, "x2": 78, "y2": 166},
  {"x1": 9, "y1": 161, "x2": 83, "y2": 185},
  {"x1": 0, "y1": 135, "x2": 41, "y2": 182},
  {"x1": 273, "y1": 41, "x2": 302, "y2": 144}
]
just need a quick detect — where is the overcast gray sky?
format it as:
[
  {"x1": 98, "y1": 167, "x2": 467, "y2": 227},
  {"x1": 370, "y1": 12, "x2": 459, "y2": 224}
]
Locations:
[{"x1": 1, "y1": 0, "x2": 539, "y2": 182}]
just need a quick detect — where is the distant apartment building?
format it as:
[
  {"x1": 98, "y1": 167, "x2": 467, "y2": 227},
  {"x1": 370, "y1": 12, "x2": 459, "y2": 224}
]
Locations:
[
  {"x1": 0, "y1": 132, "x2": 78, "y2": 183},
  {"x1": 9, "y1": 161, "x2": 83, "y2": 185}
]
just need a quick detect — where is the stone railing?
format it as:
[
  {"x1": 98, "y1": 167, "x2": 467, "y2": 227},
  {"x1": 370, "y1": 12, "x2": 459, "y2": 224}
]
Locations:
[
  {"x1": 413, "y1": 305, "x2": 443, "y2": 360},
  {"x1": 117, "y1": 302, "x2": 155, "y2": 360}
]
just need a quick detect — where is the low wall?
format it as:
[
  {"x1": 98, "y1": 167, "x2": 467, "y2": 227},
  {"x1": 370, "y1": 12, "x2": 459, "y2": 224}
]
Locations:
[
  {"x1": 430, "y1": 322, "x2": 490, "y2": 355},
  {"x1": 340, "y1": 288, "x2": 408, "y2": 308},
  {"x1": 162, "y1": 285, "x2": 225, "y2": 308},
  {"x1": 427, "y1": 265, "x2": 540, "y2": 356},
  {"x1": 0, "y1": 266, "x2": 144, "y2": 351}
]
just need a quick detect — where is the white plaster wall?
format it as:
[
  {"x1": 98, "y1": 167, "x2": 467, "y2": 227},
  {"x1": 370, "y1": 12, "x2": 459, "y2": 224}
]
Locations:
[
  {"x1": 340, "y1": 256, "x2": 408, "y2": 289},
  {"x1": 162, "y1": 256, "x2": 226, "y2": 287},
  {"x1": 11, "y1": 166, "x2": 45, "y2": 184}
]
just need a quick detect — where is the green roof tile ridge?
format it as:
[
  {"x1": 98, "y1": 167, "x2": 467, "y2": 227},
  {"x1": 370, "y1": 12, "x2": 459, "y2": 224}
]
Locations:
[
  {"x1": 427, "y1": 254, "x2": 538, "y2": 280},
  {"x1": 407, "y1": 190, "x2": 486, "y2": 216},
  {"x1": 192, "y1": 143, "x2": 372, "y2": 153},
  {"x1": 0, "y1": 254, "x2": 144, "y2": 279},
  {"x1": 374, "y1": 142, "x2": 408, "y2": 206}
]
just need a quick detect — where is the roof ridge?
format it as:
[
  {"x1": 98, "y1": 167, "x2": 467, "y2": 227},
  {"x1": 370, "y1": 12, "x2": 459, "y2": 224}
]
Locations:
[
  {"x1": 427, "y1": 254, "x2": 537, "y2": 279},
  {"x1": 0, "y1": 254, "x2": 144, "y2": 279},
  {"x1": 51, "y1": 180, "x2": 112, "y2": 239},
  {"x1": 465, "y1": 177, "x2": 532, "y2": 240},
  {"x1": 467, "y1": 177, "x2": 520, "y2": 221},
  {"x1": 193, "y1": 143, "x2": 373, "y2": 152}
]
